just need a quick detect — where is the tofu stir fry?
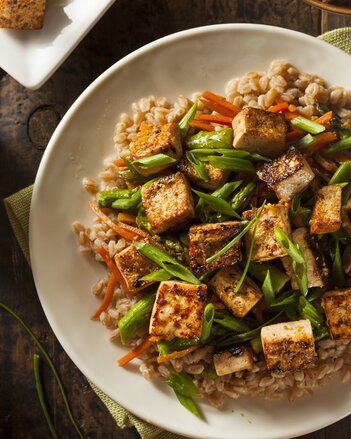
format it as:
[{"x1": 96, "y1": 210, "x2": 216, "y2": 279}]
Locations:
[{"x1": 85, "y1": 90, "x2": 351, "y2": 417}]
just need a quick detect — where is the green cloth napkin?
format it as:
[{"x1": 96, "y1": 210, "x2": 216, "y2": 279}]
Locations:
[{"x1": 3, "y1": 28, "x2": 351, "y2": 439}]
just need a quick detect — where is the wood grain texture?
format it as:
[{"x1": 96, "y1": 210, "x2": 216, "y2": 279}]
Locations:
[{"x1": 1, "y1": 0, "x2": 351, "y2": 438}]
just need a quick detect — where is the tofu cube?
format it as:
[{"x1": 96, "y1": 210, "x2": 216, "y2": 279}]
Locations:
[
  {"x1": 213, "y1": 346, "x2": 254, "y2": 376},
  {"x1": 189, "y1": 222, "x2": 242, "y2": 277},
  {"x1": 0, "y1": 0, "x2": 46, "y2": 29},
  {"x1": 310, "y1": 184, "x2": 342, "y2": 234},
  {"x1": 242, "y1": 204, "x2": 291, "y2": 262},
  {"x1": 209, "y1": 267, "x2": 262, "y2": 318},
  {"x1": 321, "y1": 289, "x2": 351, "y2": 340},
  {"x1": 149, "y1": 281, "x2": 207, "y2": 340},
  {"x1": 261, "y1": 320, "x2": 317, "y2": 371},
  {"x1": 257, "y1": 147, "x2": 315, "y2": 201},
  {"x1": 114, "y1": 245, "x2": 158, "y2": 294},
  {"x1": 178, "y1": 157, "x2": 229, "y2": 190},
  {"x1": 281, "y1": 228, "x2": 328, "y2": 289},
  {"x1": 141, "y1": 172, "x2": 195, "y2": 234},
  {"x1": 232, "y1": 107, "x2": 287, "y2": 157},
  {"x1": 128, "y1": 122, "x2": 182, "y2": 176}
]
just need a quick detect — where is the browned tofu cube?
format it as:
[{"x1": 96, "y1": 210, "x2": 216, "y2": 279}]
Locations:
[
  {"x1": 128, "y1": 122, "x2": 182, "y2": 176},
  {"x1": 310, "y1": 184, "x2": 342, "y2": 234},
  {"x1": 149, "y1": 281, "x2": 207, "y2": 340},
  {"x1": 257, "y1": 147, "x2": 315, "y2": 201},
  {"x1": 0, "y1": 0, "x2": 46, "y2": 29},
  {"x1": 242, "y1": 204, "x2": 291, "y2": 262},
  {"x1": 209, "y1": 267, "x2": 262, "y2": 318},
  {"x1": 261, "y1": 320, "x2": 317, "y2": 371},
  {"x1": 189, "y1": 222, "x2": 241, "y2": 277},
  {"x1": 178, "y1": 157, "x2": 229, "y2": 190},
  {"x1": 321, "y1": 289, "x2": 351, "y2": 340},
  {"x1": 213, "y1": 346, "x2": 254, "y2": 376},
  {"x1": 232, "y1": 107, "x2": 287, "y2": 157},
  {"x1": 141, "y1": 172, "x2": 195, "y2": 234},
  {"x1": 114, "y1": 245, "x2": 158, "y2": 294},
  {"x1": 281, "y1": 228, "x2": 328, "y2": 289}
]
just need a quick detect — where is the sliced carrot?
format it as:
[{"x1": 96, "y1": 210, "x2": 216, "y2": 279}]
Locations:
[
  {"x1": 286, "y1": 128, "x2": 305, "y2": 141},
  {"x1": 201, "y1": 91, "x2": 241, "y2": 117},
  {"x1": 314, "y1": 111, "x2": 333, "y2": 126},
  {"x1": 284, "y1": 111, "x2": 301, "y2": 121},
  {"x1": 195, "y1": 113, "x2": 233, "y2": 126},
  {"x1": 117, "y1": 212, "x2": 137, "y2": 225},
  {"x1": 115, "y1": 159, "x2": 126, "y2": 167},
  {"x1": 274, "y1": 97, "x2": 286, "y2": 105},
  {"x1": 91, "y1": 273, "x2": 117, "y2": 320},
  {"x1": 268, "y1": 102, "x2": 289, "y2": 113},
  {"x1": 288, "y1": 104, "x2": 297, "y2": 112},
  {"x1": 189, "y1": 119, "x2": 214, "y2": 132},
  {"x1": 117, "y1": 336, "x2": 159, "y2": 366},
  {"x1": 305, "y1": 131, "x2": 338, "y2": 157},
  {"x1": 157, "y1": 346, "x2": 199, "y2": 364},
  {"x1": 199, "y1": 97, "x2": 234, "y2": 118}
]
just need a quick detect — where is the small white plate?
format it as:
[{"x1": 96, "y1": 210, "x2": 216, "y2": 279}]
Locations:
[
  {"x1": 30, "y1": 24, "x2": 351, "y2": 439},
  {"x1": 0, "y1": 0, "x2": 115, "y2": 89}
]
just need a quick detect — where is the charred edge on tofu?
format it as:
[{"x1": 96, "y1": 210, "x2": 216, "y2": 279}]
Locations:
[
  {"x1": 264, "y1": 338, "x2": 317, "y2": 371},
  {"x1": 215, "y1": 345, "x2": 248, "y2": 356},
  {"x1": 307, "y1": 235, "x2": 329, "y2": 284},
  {"x1": 258, "y1": 147, "x2": 304, "y2": 185}
]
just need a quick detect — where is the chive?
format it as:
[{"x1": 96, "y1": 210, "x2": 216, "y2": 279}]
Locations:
[
  {"x1": 33, "y1": 354, "x2": 59, "y2": 439},
  {"x1": 274, "y1": 226, "x2": 304, "y2": 264},
  {"x1": 134, "y1": 242, "x2": 200, "y2": 285},
  {"x1": 179, "y1": 101, "x2": 198, "y2": 135},
  {"x1": 213, "y1": 311, "x2": 251, "y2": 333},
  {"x1": 208, "y1": 156, "x2": 256, "y2": 174},
  {"x1": 326, "y1": 135, "x2": 351, "y2": 154},
  {"x1": 174, "y1": 391, "x2": 203, "y2": 419},
  {"x1": 192, "y1": 148, "x2": 270, "y2": 162},
  {"x1": 132, "y1": 153, "x2": 176, "y2": 169},
  {"x1": 262, "y1": 270, "x2": 275, "y2": 306},
  {"x1": 140, "y1": 269, "x2": 173, "y2": 282},
  {"x1": 332, "y1": 240, "x2": 346, "y2": 288},
  {"x1": 298, "y1": 296, "x2": 324, "y2": 329},
  {"x1": 206, "y1": 201, "x2": 266, "y2": 264},
  {"x1": 291, "y1": 116, "x2": 325, "y2": 135},
  {"x1": 247, "y1": 262, "x2": 289, "y2": 293},
  {"x1": 186, "y1": 150, "x2": 209, "y2": 181},
  {"x1": 200, "y1": 303, "x2": 215, "y2": 343},
  {"x1": 185, "y1": 128, "x2": 233, "y2": 150},
  {"x1": 294, "y1": 133, "x2": 316, "y2": 150},
  {"x1": 329, "y1": 161, "x2": 351, "y2": 185},
  {"x1": 0, "y1": 303, "x2": 83, "y2": 439},
  {"x1": 193, "y1": 189, "x2": 241, "y2": 219}
]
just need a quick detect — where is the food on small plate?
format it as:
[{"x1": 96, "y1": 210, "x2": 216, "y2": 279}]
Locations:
[
  {"x1": 0, "y1": 0, "x2": 46, "y2": 30},
  {"x1": 73, "y1": 60, "x2": 351, "y2": 416}
]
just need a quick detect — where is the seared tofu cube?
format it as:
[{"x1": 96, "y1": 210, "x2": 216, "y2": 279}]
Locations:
[
  {"x1": 178, "y1": 157, "x2": 229, "y2": 190},
  {"x1": 114, "y1": 245, "x2": 158, "y2": 294},
  {"x1": 281, "y1": 228, "x2": 328, "y2": 289},
  {"x1": 257, "y1": 147, "x2": 315, "y2": 201},
  {"x1": 128, "y1": 122, "x2": 182, "y2": 176},
  {"x1": 209, "y1": 267, "x2": 262, "y2": 318},
  {"x1": 213, "y1": 346, "x2": 254, "y2": 376},
  {"x1": 242, "y1": 204, "x2": 291, "y2": 262},
  {"x1": 189, "y1": 222, "x2": 241, "y2": 277},
  {"x1": 321, "y1": 289, "x2": 351, "y2": 340},
  {"x1": 310, "y1": 184, "x2": 342, "y2": 234},
  {"x1": 232, "y1": 107, "x2": 287, "y2": 157},
  {"x1": 149, "y1": 281, "x2": 207, "y2": 340},
  {"x1": 261, "y1": 320, "x2": 317, "y2": 371},
  {"x1": 0, "y1": 0, "x2": 46, "y2": 29},
  {"x1": 141, "y1": 172, "x2": 195, "y2": 234}
]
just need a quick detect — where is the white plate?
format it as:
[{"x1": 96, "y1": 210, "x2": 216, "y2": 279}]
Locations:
[
  {"x1": 0, "y1": 0, "x2": 115, "y2": 89},
  {"x1": 30, "y1": 24, "x2": 351, "y2": 439}
]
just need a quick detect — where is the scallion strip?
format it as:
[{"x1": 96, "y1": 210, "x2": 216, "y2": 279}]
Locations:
[
  {"x1": 329, "y1": 161, "x2": 351, "y2": 185},
  {"x1": 174, "y1": 391, "x2": 203, "y2": 419},
  {"x1": 294, "y1": 133, "x2": 316, "y2": 150},
  {"x1": 262, "y1": 270, "x2": 275, "y2": 306},
  {"x1": 186, "y1": 150, "x2": 209, "y2": 181},
  {"x1": 326, "y1": 135, "x2": 351, "y2": 154},
  {"x1": 274, "y1": 226, "x2": 304, "y2": 264},
  {"x1": 132, "y1": 153, "x2": 176, "y2": 169},
  {"x1": 213, "y1": 311, "x2": 250, "y2": 333},
  {"x1": 200, "y1": 303, "x2": 215, "y2": 343},
  {"x1": 140, "y1": 269, "x2": 173, "y2": 282},
  {"x1": 208, "y1": 156, "x2": 256, "y2": 174},
  {"x1": 291, "y1": 116, "x2": 325, "y2": 135},
  {"x1": 247, "y1": 262, "x2": 289, "y2": 293},
  {"x1": 299, "y1": 296, "x2": 324, "y2": 329},
  {"x1": 193, "y1": 189, "x2": 241, "y2": 219},
  {"x1": 179, "y1": 101, "x2": 198, "y2": 135}
]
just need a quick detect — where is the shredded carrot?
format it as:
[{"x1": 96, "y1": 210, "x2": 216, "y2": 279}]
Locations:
[
  {"x1": 91, "y1": 273, "x2": 117, "y2": 320},
  {"x1": 115, "y1": 159, "x2": 126, "y2": 167},
  {"x1": 117, "y1": 212, "x2": 137, "y2": 225},
  {"x1": 288, "y1": 104, "x2": 297, "y2": 112},
  {"x1": 202, "y1": 91, "x2": 241, "y2": 116},
  {"x1": 189, "y1": 119, "x2": 214, "y2": 132},
  {"x1": 199, "y1": 97, "x2": 234, "y2": 117},
  {"x1": 268, "y1": 102, "x2": 289, "y2": 113},
  {"x1": 286, "y1": 128, "x2": 305, "y2": 141},
  {"x1": 118, "y1": 336, "x2": 159, "y2": 366},
  {"x1": 195, "y1": 113, "x2": 233, "y2": 126},
  {"x1": 314, "y1": 111, "x2": 333, "y2": 126},
  {"x1": 89, "y1": 201, "x2": 148, "y2": 241},
  {"x1": 305, "y1": 131, "x2": 338, "y2": 157},
  {"x1": 274, "y1": 97, "x2": 286, "y2": 105},
  {"x1": 157, "y1": 346, "x2": 199, "y2": 364},
  {"x1": 284, "y1": 111, "x2": 301, "y2": 121}
]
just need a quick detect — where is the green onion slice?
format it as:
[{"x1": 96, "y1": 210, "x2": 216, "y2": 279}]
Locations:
[
  {"x1": 179, "y1": 101, "x2": 198, "y2": 135},
  {"x1": 132, "y1": 153, "x2": 176, "y2": 169},
  {"x1": 186, "y1": 150, "x2": 209, "y2": 181}
]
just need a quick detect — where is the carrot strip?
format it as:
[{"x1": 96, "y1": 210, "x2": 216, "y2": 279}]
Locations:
[
  {"x1": 91, "y1": 273, "x2": 117, "y2": 320},
  {"x1": 117, "y1": 212, "x2": 137, "y2": 225},
  {"x1": 118, "y1": 336, "x2": 159, "y2": 366},
  {"x1": 115, "y1": 159, "x2": 126, "y2": 167},
  {"x1": 314, "y1": 111, "x2": 333, "y2": 126},
  {"x1": 195, "y1": 113, "x2": 233, "y2": 126},
  {"x1": 189, "y1": 119, "x2": 214, "y2": 132},
  {"x1": 89, "y1": 201, "x2": 148, "y2": 241},
  {"x1": 268, "y1": 102, "x2": 289, "y2": 113},
  {"x1": 202, "y1": 91, "x2": 241, "y2": 116},
  {"x1": 288, "y1": 104, "x2": 297, "y2": 112},
  {"x1": 274, "y1": 97, "x2": 286, "y2": 105},
  {"x1": 284, "y1": 111, "x2": 301, "y2": 121},
  {"x1": 157, "y1": 346, "x2": 199, "y2": 364},
  {"x1": 199, "y1": 97, "x2": 234, "y2": 117},
  {"x1": 305, "y1": 131, "x2": 338, "y2": 157},
  {"x1": 286, "y1": 128, "x2": 305, "y2": 140}
]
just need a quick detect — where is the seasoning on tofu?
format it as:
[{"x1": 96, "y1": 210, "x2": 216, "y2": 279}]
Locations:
[
  {"x1": 189, "y1": 222, "x2": 241, "y2": 277},
  {"x1": 242, "y1": 204, "x2": 291, "y2": 262},
  {"x1": 128, "y1": 122, "x2": 182, "y2": 176},
  {"x1": 114, "y1": 245, "x2": 158, "y2": 294},
  {"x1": 141, "y1": 172, "x2": 195, "y2": 234},
  {"x1": 261, "y1": 320, "x2": 317, "y2": 371},
  {"x1": 0, "y1": 0, "x2": 46, "y2": 29},
  {"x1": 213, "y1": 346, "x2": 254, "y2": 376},
  {"x1": 310, "y1": 184, "x2": 342, "y2": 234},
  {"x1": 178, "y1": 157, "x2": 229, "y2": 190},
  {"x1": 209, "y1": 267, "x2": 262, "y2": 318},
  {"x1": 257, "y1": 147, "x2": 315, "y2": 201},
  {"x1": 321, "y1": 289, "x2": 351, "y2": 340},
  {"x1": 149, "y1": 281, "x2": 207, "y2": 340},
  {"x1": 232, "y1": 107, "x2": 287, "y2": 157}
]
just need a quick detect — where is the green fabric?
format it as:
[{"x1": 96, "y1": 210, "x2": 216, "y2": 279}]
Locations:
[{"x1": 3, "y1": 28, "x2": 351, "y2": 439}]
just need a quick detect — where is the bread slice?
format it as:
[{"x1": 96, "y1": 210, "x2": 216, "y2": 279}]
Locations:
[{"x1": 0, "y1": 0, "x2": 46, "y2": 30}]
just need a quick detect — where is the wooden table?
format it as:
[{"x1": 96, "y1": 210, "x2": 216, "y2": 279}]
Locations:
[{"x1": 1, "y1": 1, "x2": 351, "y2": 438}]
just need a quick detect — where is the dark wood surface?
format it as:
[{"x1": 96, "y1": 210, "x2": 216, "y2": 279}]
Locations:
[{"x1": 1, "y1": 1, "x2": 351, "y2": 438}]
